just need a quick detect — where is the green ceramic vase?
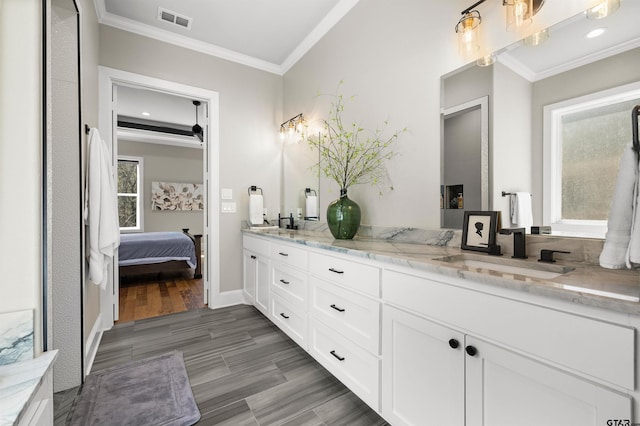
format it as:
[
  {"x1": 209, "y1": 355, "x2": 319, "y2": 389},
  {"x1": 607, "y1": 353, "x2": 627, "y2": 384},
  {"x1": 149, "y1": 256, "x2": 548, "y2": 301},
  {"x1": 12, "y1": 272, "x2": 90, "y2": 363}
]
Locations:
[{"x1": 326, "y1": 189, "x2": 361, "y2": 239}]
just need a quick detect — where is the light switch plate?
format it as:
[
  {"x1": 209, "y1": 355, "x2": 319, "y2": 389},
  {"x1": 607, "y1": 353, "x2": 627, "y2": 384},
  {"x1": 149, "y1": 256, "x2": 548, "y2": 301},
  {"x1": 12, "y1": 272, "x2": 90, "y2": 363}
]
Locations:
[
  {"x1": 221, "y1": 188, "x2": 233, "y2": 200},
  {"x1": 221, "y1": 202, "x2": 236, "y2": 213}
]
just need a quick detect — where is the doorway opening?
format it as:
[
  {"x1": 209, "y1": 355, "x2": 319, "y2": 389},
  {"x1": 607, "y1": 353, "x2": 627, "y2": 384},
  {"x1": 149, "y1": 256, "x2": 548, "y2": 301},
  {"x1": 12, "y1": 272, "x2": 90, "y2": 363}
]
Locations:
[{"x1": 98, "y1": 67, "x2": 220, "y2": 330}]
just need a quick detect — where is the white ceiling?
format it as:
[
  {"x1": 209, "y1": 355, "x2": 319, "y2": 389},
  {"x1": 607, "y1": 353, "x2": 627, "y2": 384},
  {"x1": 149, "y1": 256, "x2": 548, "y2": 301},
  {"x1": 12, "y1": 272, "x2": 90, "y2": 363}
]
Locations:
[
  {"x1": 97, "y1": 0, "x2": 358, "y2": 75},
  {"x1": 498, "y1": 0, "x2": 640, "y2": 81}
]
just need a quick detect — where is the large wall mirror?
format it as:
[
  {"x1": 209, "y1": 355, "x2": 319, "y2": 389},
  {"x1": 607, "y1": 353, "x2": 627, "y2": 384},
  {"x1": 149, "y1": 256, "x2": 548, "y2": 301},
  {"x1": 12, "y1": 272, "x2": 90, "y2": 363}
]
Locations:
[{"x1": 441, "y1": 0, "x2": 640, "y2": 237}]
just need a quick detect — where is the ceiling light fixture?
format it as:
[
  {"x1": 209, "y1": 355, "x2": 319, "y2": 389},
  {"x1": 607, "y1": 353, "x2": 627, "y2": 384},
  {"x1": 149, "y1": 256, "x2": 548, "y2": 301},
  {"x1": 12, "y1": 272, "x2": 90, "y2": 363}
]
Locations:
[
  {"x1": 279, "y1": 113, "x2": 305, "y2": 141},
  {"x1": 141, "y1": 111, "x2": 151, "y2": 117},
  {"x1": 586, "y1": 0, "x2": 620, "y2": 19},
  {"x1": 192, "y1": 101, "x2": 203, "y2": 142},
  {"x1": 586, "y1": 27, "x2": 607, "y2": 39}
]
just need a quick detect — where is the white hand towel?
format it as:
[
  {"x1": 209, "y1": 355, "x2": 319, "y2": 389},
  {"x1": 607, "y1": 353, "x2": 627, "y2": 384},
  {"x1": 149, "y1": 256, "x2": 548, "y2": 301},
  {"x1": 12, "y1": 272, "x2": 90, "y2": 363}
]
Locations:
[
  {"x1": 600, "y1": 145, "x2": 636, "y2": 269},
  {"x1": 510, "y1": 192, "x2": 533, "y2": 232},
  {"x1": 305, "y1": 195, "x2": 318, "y2": 219},
  {"x1": 249, "y1": 194, "x2": 264, "y2": 225},
  {"x1": 626, "y1": 149, "x2": 640, "y2": 267},
  {"x1": 85, "y1": 128, "x2": 120, "y2": 288}
]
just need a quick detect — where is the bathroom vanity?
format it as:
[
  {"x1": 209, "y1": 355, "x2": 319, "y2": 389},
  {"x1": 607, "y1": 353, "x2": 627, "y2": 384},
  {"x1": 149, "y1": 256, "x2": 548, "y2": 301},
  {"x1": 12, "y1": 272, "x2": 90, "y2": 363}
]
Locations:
[{"x1": 242, "y1": 229, "x2": 639, "y2": 425}]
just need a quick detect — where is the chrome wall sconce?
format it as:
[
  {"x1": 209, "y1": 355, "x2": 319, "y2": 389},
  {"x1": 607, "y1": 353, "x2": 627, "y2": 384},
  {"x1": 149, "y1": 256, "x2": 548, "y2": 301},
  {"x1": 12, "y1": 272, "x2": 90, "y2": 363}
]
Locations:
[{"x1": 279, "y1": 113, "x2": 305, "y2": 140}]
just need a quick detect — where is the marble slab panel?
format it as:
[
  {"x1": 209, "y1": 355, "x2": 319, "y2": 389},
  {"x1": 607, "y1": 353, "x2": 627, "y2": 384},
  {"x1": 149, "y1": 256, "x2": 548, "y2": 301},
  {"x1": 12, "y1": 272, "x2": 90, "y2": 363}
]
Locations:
[{"x1": 0, "y1": 310, "x2": 34, "y2": 366}]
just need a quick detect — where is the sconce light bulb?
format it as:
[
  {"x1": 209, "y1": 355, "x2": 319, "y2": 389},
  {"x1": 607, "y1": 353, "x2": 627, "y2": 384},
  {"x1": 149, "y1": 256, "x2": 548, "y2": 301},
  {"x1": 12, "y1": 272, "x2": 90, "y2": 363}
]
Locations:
[
  {"x1": 586, "y1": 0, "x2": 620, "y2": 19},
  {"x1": 514, "y1": 0, "x2": 528, "y2": 26}
]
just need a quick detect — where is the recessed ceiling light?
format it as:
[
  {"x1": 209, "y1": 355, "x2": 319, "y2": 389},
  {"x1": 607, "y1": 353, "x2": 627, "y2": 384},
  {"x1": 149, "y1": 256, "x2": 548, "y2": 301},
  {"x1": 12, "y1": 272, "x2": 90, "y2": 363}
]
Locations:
[
  {"x1": 586, "y1": 28, "x2": 606, "y2": 39},
  {"x1": 141, "y1": 111, "x2": 151, "y2": 117}
]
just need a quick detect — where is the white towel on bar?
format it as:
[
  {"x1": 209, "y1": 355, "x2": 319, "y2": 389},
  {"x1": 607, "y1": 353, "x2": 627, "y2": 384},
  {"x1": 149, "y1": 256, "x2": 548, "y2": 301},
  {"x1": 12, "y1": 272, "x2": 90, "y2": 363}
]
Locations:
[
  {"x1": 510, "y1": 192, "x2": 533, "y2": 232},
  {"x1": 626, "y1": 149, "x2": 640, "y2": 267},
  {"x1": 306, "y1": 195, "x2": 318, "y2": 218},
  {"x1": 249, "y1": 194, "x2": 264, "y2": 225},
  {"x1": 84, "y1": 128, "x2": 120, "y2": 288},
  {"x1": 600, "y1": 145, "x2": 638, "y2": 269}
]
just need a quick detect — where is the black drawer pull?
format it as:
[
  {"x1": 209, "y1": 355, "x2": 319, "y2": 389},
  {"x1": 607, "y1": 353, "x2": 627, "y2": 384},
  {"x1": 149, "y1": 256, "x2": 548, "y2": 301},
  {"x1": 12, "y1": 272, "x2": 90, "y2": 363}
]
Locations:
[
  {"x1": 448, "y1": 339, "x2": 459, "y2": 349},
  {"x1": 330, "y1": 304, "x2": 345, "y2": 313},
  {"x1": 328, "y1": 268, "x2": 344, "y2": 274},
  {"x1": 279, "y1": 252, "x2": 289, "y2": 257},
  {"x1": 280, "y1": 313, "x2": 289, "y2": 319},
  {"x1": 250, "y1": 255, "x2": 256, "y2": 259},
  {"x1": 279, "y1": 279, "x2": 290, "y2": 285},
  {"x1": 330, "y1": 350, "x2": 345, "y2": 361}
]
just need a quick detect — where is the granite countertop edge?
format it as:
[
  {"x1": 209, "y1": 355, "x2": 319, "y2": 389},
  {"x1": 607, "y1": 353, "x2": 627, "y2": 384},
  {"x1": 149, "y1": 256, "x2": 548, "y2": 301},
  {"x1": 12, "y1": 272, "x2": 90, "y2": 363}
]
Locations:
[{"x1": 244, "y1": 229, "x2": 640, "y2": 316}]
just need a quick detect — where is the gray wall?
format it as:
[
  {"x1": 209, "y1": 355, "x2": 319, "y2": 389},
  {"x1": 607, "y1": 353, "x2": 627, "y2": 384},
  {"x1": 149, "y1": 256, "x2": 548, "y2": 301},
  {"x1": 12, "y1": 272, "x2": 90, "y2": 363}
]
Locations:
[
  {"x1": 282, "y1": 0, "x2": 590, "y2": 230},
  {"x1": 118, "y1": 140, "x2": 204, "y2": 235},
  {"x1": 100, "y1": 25, "x2": 282, "y2": 293},
  {"x1": 50, "y1": 0, "x2": 82, "y2": 391}
]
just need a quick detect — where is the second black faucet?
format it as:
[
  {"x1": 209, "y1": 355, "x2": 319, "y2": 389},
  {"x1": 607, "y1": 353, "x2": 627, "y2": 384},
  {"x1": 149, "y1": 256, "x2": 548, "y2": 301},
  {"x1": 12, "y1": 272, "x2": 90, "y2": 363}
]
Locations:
[{"x1": 499, "y1": 228, "x2": 527, "y2": 259}]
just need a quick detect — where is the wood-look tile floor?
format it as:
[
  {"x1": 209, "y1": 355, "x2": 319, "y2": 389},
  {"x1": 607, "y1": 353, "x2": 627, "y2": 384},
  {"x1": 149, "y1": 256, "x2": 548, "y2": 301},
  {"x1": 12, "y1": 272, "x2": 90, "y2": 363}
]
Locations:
[
  {"x1": 54, "y1": 305, "x2": 389, "y2": 426},
  {"x1": 118, "y1": 272, "x2": 205, "y2": 322}
]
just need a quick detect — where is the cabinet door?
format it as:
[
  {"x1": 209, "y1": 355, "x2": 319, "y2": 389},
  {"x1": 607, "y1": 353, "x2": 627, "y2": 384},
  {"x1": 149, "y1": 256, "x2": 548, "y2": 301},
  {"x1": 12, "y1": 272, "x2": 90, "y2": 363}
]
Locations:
[
  {"x1": 242, "y1": 250, "x2": 256, "y2": 303},
  {"x1": 465, "y1": 336, "x2": 632, "y2": 426},
  {"x1": 254, "y1": 255, "x2": 270, "y2": 316},
  {"x1": 382, "y1": 306, "x2": 464, "y2": 426}
]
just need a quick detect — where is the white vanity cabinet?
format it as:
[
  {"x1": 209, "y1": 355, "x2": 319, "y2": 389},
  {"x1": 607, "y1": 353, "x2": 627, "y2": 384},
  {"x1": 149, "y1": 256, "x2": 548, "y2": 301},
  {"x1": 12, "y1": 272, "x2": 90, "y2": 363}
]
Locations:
[
  {"x1": 242, "y1": 235, "x2": 270, "y2": 315},
  {"x1": 382, "y1": 268, "x2": 633, "y2": 426},
  {"x1": 308, "y1": 252, "x2": 382, "y2": 410},
  {"x1": 269, "y1": 241, "x2": 310, "y2": 348}
]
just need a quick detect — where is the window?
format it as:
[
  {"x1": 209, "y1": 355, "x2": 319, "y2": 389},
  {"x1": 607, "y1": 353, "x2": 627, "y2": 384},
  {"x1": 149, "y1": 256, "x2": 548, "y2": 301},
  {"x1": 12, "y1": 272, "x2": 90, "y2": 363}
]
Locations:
[
  {"x1": 543, "y1": 82, "x2": 640, "y2": 237},
  {"x1": 117, "y1": 156, "x2": 144, "y2": 232}
]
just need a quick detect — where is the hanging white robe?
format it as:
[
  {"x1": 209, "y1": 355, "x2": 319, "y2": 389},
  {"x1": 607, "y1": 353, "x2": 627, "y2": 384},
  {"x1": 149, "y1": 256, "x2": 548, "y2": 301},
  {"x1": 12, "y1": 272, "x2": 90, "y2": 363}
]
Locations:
[{"x1": 84, "y1": 128, "x2": 120, "y2": 288}]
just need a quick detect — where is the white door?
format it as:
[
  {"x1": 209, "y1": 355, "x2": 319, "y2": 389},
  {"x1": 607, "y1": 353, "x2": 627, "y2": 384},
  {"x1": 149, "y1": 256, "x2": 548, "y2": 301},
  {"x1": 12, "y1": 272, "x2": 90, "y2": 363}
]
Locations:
[
  {"x1": 465, "y1": 336, "x2": 632, "y2": 426},
  {"x1": 382, "y1": 305, "x2": 465, "y2": 426}
]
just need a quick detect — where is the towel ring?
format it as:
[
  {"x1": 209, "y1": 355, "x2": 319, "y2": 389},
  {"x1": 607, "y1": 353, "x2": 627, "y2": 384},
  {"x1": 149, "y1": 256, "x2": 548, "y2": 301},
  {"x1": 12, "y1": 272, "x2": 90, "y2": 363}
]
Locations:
[
  {"x1": 305, "y1": 188, "x2": 317, "y2": 198},
  {"x1": 248, "y1": 186, "x2": 263, "y2": 196}
]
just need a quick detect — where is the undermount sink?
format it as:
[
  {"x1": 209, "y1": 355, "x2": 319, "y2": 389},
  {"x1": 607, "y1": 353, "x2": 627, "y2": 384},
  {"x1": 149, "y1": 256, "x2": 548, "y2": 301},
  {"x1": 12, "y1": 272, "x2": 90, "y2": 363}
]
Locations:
[{"x1": 433, "y1": 253, "x2": 575, "y2": 280}]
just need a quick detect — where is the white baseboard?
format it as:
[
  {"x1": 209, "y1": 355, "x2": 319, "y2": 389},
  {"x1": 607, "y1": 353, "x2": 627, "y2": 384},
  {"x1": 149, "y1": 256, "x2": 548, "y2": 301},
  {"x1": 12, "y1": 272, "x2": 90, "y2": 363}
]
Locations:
[
  {"x1": 84, "y1": 313, "x2": 104, "y2": 376},
  {"x1": 208, "y1": 289, "x2": 244, "y2": 309}
]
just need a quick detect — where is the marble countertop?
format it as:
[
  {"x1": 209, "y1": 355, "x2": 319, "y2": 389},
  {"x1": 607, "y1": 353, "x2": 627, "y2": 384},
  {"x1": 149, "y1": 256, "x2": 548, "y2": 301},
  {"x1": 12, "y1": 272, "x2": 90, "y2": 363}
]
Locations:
[
  {"x1": 245, "y1": 229, "x2": 640, "y2": 315},
  {"x1": 0, "y1": 350, "x2": 58, "y2": 426}
]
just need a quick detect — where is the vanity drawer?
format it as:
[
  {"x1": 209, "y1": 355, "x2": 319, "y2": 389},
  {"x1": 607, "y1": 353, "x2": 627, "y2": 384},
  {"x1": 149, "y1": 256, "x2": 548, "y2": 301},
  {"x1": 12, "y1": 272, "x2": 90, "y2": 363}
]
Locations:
[
  {"x1": 309, "y1": 252, "x2": 380, "y2": 297},
  {"x1": 310, "y1": 277, "x2": 380, "y2": 354},
  {"x1": 271, "y1": 242, "x2": 308, "y2": 270},
  {"x1": 270, "y1": 293, "x2": 307, "y2": 350},
  {"x1": 243, "y1": 235, "x2": 270, "y2": 256},
  {"x1": 272, "y1": 264, "x2": 308, "y2": 307},
  {"x1": 309, "y1": 318, "x2": 380, "y2": 411},
  {"x1": 383, "y1": 269, "x2": 635, "y2": 390}
]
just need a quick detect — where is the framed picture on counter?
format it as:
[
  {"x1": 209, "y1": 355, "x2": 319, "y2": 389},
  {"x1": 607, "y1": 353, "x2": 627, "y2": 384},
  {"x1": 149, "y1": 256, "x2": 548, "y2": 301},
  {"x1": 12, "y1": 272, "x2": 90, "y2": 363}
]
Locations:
[{"x1": 461, "y1": 211, "x2": 499, "y2": 253}]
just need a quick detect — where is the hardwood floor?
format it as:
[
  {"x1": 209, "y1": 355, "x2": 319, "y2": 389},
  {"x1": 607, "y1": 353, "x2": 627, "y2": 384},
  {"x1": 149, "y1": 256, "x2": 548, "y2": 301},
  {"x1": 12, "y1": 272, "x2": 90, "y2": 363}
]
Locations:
[
  {"x1": 118, "y1": 272, "x2": 205, "y2": 322},
  {"x1": 55, "y1": 305, "x2": 389, "y2": 425}
]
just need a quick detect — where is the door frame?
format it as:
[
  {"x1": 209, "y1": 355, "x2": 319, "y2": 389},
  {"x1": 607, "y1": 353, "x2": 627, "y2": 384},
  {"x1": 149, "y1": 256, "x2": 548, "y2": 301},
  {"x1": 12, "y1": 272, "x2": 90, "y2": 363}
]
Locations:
[{"x1": 98, "y1": 66, "x2": 220, "y2": 328}]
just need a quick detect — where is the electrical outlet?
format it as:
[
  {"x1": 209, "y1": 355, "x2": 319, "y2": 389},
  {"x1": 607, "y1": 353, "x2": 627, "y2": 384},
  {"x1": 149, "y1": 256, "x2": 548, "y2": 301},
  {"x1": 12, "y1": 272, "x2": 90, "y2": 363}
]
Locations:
[
  {"x1": 221, "y1": 202, "x2": 236, "y2": 213},
  {"x1": 297, "y1": 208, "x2": 302, "y2": 218}
]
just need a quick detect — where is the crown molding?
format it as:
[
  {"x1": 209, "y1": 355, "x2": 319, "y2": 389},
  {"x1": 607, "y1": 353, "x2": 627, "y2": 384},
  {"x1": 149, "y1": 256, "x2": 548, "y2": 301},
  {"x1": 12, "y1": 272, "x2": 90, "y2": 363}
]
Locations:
[
  {"x1": 94, "y1": 0, "x2": 360, "y2": 76},
  {"x1": 94, "y1": 0, "x2": 282, "y2": 75},
  {"x1": 280, "y1": 0, "x2": 361, "y2": 74}
]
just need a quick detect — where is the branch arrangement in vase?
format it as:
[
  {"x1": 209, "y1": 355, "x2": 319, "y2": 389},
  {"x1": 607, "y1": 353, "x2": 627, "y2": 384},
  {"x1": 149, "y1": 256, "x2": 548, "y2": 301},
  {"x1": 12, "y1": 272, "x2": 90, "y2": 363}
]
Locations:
[{"x1": 306, "y1": 82, "x2": 407, "y2": 195}]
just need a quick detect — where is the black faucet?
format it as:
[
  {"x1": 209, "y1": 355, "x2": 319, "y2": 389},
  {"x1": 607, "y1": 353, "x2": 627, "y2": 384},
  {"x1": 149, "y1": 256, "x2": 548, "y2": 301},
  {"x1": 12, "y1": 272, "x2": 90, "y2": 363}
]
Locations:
[
  {"x1": 499, "y1": 228, "x2": 527, "y2": 259},
  {"x1": 278, "y1": 213, "x2": 298, "y2": 230}
]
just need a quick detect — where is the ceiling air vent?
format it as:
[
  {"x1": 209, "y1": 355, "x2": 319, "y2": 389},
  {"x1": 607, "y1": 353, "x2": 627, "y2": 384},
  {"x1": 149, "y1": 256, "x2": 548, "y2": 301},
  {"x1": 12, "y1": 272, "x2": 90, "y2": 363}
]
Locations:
[{"x1": 157, "y1": 7, "x2": 192, "y2": 30}]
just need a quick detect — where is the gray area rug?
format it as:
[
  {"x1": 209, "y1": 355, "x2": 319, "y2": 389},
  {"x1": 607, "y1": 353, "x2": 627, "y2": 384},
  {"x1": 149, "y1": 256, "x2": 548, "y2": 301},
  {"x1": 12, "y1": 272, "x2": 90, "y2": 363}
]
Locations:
[{"x1": 70, "y1": 351, "x2": 200, "y2": 426}]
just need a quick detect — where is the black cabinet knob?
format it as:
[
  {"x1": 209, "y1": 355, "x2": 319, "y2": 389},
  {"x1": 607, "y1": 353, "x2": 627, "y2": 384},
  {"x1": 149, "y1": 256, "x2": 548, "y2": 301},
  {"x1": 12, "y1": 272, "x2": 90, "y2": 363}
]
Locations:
[
  {"x1": 280, "y1": 313, "x2": 289, "y2": 319},
  {"x1": 465, "y1": 345, "x2": 478, "y2": 356},
  {"x1": 448, "y1": 339, "x2": 459, "y2": 349},
  {"x1": 250, "y1": 255, "x2": 256, "y2": 259}
]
